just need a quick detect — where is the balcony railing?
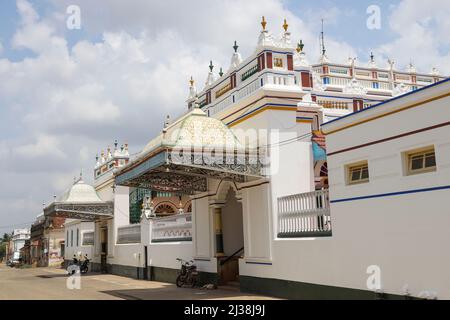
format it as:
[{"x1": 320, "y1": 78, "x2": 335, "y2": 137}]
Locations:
[
  {"x1": 277, "y1": 190, "x2": 332, "y2": 238},
  {"x1": 151, "y1": 213, "x2": 192, "y2": 243},
  {"x1": 241, "y1": 64, "x2": 259, "y2": 82}
]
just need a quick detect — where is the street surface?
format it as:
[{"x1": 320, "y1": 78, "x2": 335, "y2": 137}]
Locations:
[{"x1": 0, "y1": 263, "x2": 276, "y2": 300}]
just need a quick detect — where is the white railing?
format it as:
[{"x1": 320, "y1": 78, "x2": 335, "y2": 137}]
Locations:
[
  {"x1": 117, "y1": 224, "x2": 141, "y2": 244},
  {"x1": 277, "y1": 190, "x2": 332, "y2": 238},
  {"x1": 235, "y1": 78, "x2": 261, "y2": 101},
  {"x1": 209, "y1": 94, "x2": 234, "y2": 116},
  {"x1": 151, "y1": 213, "x2": 192, "y2": 243},
  {"x1": 329, "y1": 77, "x2": 350, "y2": 87}
]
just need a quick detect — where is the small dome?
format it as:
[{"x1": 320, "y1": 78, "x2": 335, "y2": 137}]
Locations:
[
  {"x1": 58, "y1": 179, "x2": 103, "y2": 203},
  {"x1": 141, "y1": 107, "x2": 241, "y2": 155}
]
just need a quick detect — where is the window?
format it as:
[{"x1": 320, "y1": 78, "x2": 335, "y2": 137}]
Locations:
[
  {"x1": 372, "y1": 82, "x2": 379, "y2": 89},
  {"x1": 346, "y1": 161, "x2": 369, "y2": 185},
  {"x1": 76, "y1": 228, "x2": 79, "y2": 247},
  {"x1": 323, "y1": 77, "x2": 330, "y2": 85},
  {"x1": 405, "y1": 147, "x2": 436, "y2": 175},
  {"x1": 274, "y1": 57, "x2": 283, "y2": 68},
  {"x1": 70, "y1": 230, "x2": 73, "y2": 247}
]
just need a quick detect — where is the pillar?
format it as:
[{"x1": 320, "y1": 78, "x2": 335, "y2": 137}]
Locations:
[{"x1": 211, "y1": 203, "x2": 225, "y2": 257}]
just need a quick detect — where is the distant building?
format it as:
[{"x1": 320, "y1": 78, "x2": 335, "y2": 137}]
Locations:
[{"x1": 30, "y1": 212, "x2": 65, "y2": 267}]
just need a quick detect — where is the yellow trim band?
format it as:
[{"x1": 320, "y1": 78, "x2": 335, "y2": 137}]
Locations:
[{"x1": 324, "y1": 92, "x2": 450, "y2": 135}]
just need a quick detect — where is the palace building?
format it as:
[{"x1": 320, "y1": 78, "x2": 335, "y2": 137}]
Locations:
[{"x1": 39, "y1": 17, "x2": 449, "y2": 299}]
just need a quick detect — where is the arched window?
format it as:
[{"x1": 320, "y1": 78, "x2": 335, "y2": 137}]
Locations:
[{"x1": 154, "y1": 203, "x2": 176, "y2": 216}]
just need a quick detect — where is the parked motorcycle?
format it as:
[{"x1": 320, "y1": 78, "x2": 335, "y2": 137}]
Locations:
[
  {"x1": 175, "y1": 258, "x2": 198, "y2": 288},
  {"x1": 67, "y1": 254, "x2": 90, "y2": 275}
]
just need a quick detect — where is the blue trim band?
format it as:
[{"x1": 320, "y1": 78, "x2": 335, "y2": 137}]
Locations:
[{"x1": 331, "y1": 184, "x2": 450, "y2": 203}]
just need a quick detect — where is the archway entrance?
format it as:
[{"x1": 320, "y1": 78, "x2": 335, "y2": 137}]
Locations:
[{"x1": 218, "y1": 187, "x2": 244, "y2": 286}]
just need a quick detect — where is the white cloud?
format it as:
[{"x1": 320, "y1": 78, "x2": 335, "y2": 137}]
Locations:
[
  {"x1": 13, "y1": 134, "x2": 66, "y2": 159},
  {"x1": 376, "y1": 0, "x2": 450, "y2": 73}
]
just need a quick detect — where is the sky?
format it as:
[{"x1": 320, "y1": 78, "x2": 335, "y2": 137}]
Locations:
[{"x1": 0, "y1": 0, "x2": 449, "y2": 233}]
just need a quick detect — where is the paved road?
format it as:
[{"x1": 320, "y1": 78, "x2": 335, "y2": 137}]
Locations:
[{"x1": 0, "y1": 264, "x2": 276, "y2": 300}]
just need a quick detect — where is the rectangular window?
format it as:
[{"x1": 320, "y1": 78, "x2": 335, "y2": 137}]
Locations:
[
  {"x1": 274, "y1": 57, "x2": 283, "y2": 68},
  {"x1": 405, "y1": 147, "x2": 436, "y2": 175},
  {"x1": 346, "y1": 161, "x2": 370, "y2": 185},
  {"x1": 372, "y1": 82, "x2": 379, "y2": 89},
  {"x1": 70, "y1": 230, "x2": 73, "y2": 247},
  {"x1": 76, "y1": 228, "x2": 79, "y2": 247},
  {"x1": 323, "y1": 77, "x2": 330, "y2": 85}
]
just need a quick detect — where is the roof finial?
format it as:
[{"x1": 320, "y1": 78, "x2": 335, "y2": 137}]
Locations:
[
  {"x1": 114, "y1": 140, "x2": 118, "y2": 149},
  {"x1": 164, "y1": 115, "x2": 171, "y2": 129},
  {"x1": 209, "y1": 60, "x2": 214, "y2": 72},
  {"x1": 189, "y1": 76, "x2": 195, "y2": 87},
  {"x1": 321, "y1": 18, "x2": 326, "y2": 56},
  {"x1": 283, "y1": 19, "x2": 289, "y2": 32},
  {"x1": 233, "y1": 40, "x2": 239, "y2": 53},
  {"x1": 370, "y1": 52, "x2": 374, "y2": 62},
  {"x1": 80, "y1": 168, "x2": 83, "y2": 180},
  {"x1": 219, "y1": 67, "x2": 224, "y2": 77},
  {"x1": 261, "y1": 16, "x2": 267, "y2": 31},
  {"x1": 297, "y1": 40, "x2": 304, "y2": 53}
]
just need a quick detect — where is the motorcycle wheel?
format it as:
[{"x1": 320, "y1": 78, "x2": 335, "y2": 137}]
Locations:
[
  {"x1": 176, "y1": 275, "x2": 184, "y2": 288},
  {"x1": 191, "y1": 278, "x2": 197, "y2": 288}
]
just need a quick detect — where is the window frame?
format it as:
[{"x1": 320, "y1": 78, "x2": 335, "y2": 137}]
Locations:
[
  {"x1": 404, "y1": 146, "x2": 437, "y2": 176},
  {"x1": 346, "y1": 161, "x2": 370, "y2": 185}
]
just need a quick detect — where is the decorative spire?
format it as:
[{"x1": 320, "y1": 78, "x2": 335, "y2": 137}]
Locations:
[
  {"x1": 283, "y1": 19, "x2": 289, "y2": 32},
  {"x1": 205, "y1": 61, "x2": 216, "y2": 87},
  {"x1": 193, "y1": 96, "x2": 200, "y2": 109},
  {"x1": 114, "y1": 140, "x2": 118, "y2": 150},
  {"x1": 188, "y1": 76, "x2": 197, "y2": 99},
  {"x1": 164, "y1": 115, "x2": 171, "y2": 129},
  {"x1": 233, "y1": 40, "x2": 238, "y2": 53},
  {"x1": 280, "y1": 18, "x2": 292, "y2": 48},
  {"x1": 320, "y1": 19, "x2": 327, "y2": 56},
  {"x1": 261, "y1": 16, "x2": 267, "y2": 31},
  {"x1": 431, "y1": 67, "x2": 440, "y2": 76},
  {"x1": 368, "y1": 52, "x2": 377, "y2": 68},
  {"x1": 294, "y1": 40, "x2": 309, "y2": 67},
  {"x1": 219, "y1": 67, "x2": 224, "y2": 77},
  {"x1": 230, "y1": 40, "x2": 243, "y2": 70},
  {"x1": 296, "y1": 40, "x2": 304, "y2": 53}
]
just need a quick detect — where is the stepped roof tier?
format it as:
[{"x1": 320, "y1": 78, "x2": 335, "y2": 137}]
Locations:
[
  {"x1": 115, "y1": 105, "x2": 263, "y2": 195},
  {"x1": 44, "y1": 177, "x2": 113, "y2": 221}
]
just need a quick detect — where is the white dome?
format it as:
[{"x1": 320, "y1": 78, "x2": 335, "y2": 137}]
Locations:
[{"x1": 58, "y1": 179, "x2": 103, "y2": 203}]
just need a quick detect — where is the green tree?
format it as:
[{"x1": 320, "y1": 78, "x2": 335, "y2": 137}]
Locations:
[{"x1": 2, "y1": 233, "x2": 11, "y2": 242}]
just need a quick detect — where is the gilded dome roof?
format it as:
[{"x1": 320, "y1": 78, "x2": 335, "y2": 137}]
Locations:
[{"x1": 142, "y1": 107, "x2": 240, "y2": 155}]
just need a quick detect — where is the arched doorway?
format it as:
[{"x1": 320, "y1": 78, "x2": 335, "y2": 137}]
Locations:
[{"x1": 218, "y1": 186, "x2": 244, "y2": 285}]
